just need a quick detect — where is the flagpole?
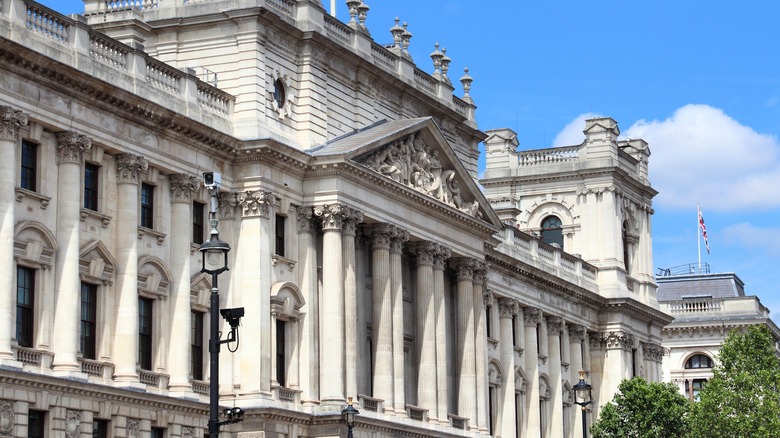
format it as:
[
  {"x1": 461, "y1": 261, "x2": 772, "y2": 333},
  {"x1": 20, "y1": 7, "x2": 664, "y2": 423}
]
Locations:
[{"x1": 697, "y1": 203, "x2": 701, "y2": 272}]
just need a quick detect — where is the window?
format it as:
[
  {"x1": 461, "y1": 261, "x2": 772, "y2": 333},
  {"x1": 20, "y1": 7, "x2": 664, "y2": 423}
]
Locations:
[
  {"x1": 16, "y1": 266, "x2": 35, "y2": 347},
  {"x1": 151, "y1": 427, "x2": 166, "y2": 438},
  {"x1": 28, "y1": 410, "x2": 46, "y2": 438},
  {"x1": 485, "y1": 305, "x2": 492, "y2": 338},
  {"x1": 193, "y1": 201, "x2": 205, "y2": 245},
  {"x1": 139, "y1": 297, "x2": 153, "y2": 370},
  {"x1": 80, "y1": 283, "x2": 98, "y2": 359},
  {"x1": 273, "y1": 79, "x2": 286, "y2": 109},
  {"x1": 511, "y1": 314, "x2": 517, "y2": 346},
  {"x1": 93, "y1": 419, "x2": 109, "y2": 438},
  {"x1": 685, "y1": 378, "x2": 707, "y2": 401},
  {"x1": 84, "y1": 163, "x2": 100, "y2": 211},
  {"x1": 191, "y1": 311, "x2": 204, "y2": 381},
  {"x1": 276, "y1": 318, "x2": 286, "y2": 387},
  {"x1": 140, "y1": 183, "x2": 155, "y2": 229},
  {"x1": 20, "y1": 140, "x2": 37, "y2": 191},
  {"x1": 488, "y1": 385, "x2": 496, "y2": 435},
  {"x1": 275, "y1": 214, "x2": 286, "y2": 256},
  {"x1": 515, "y1": 392, "x2": 523, "y2": 438},
  {"x1": 622, "y1": 220, "x2": 630, "y2": 272},
  {"x1": 685, "y1": 353, "x2": 713, "y2": 369},
  {"x1": 540, "y1": 215, "x2": 563, "y2": 248}
]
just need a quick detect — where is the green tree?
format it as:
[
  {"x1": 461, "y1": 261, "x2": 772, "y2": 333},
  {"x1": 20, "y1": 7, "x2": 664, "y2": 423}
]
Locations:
[
  {"x1": 590, "y1": 377, "x2": 690, "y2": 438},
  {"x1": 690, "y1": 325, "x2": 780, "y2": 438}
]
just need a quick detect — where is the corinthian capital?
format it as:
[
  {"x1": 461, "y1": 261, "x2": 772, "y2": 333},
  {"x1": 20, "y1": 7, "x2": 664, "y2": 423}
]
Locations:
[
  {"x1": 367, "y1": 223, "x2": 395, "y2": 249},
  {"x1": 115, "y1": 153, "x2": 149, "y2": 184},
  {"x1": 390, "y1": 227, "x2": 409, "y2": 254},
  {"x1": 296, "y1": 206, "x2": 314, "y2": 234},
  {"x1": 55, "y1": 131, "x2": 92, "y2": 164},
  {"x1": 0, "y1": 106, "x2": 28, "y2": 141},
  {"x1": 237, "y1": 190, "x2": 275, "y2": 218},
  {"x1": 545, "y1": 316, "x2": 564, "y2": 336},
  {"x1": 168, "y1": 174, "x2": 199, "y2": 203},
  {"x1": 450, "y1": 257, "x2": 477, "y2": 281},
  {"x1": 523, "y1": 307, "x2": 542, "y2": 327},
  {"x1": 497, "y1": 297, "x2": 517, "y2": 319},
  {"x1": 314, "y1": 203, "x2": 362, "y2": 231},
  {"x1": 568, "y1": 324, "x2": 586, "y2": 343},
  {"x1": 409, "y1": 241, "x2": 438, "y2": 266},
  {"x1": 342, "y1": 208, "x2": 364, "y2": 236},
  {"x1": 433, "y1": 244, "x2": 450, "y2": 270}
]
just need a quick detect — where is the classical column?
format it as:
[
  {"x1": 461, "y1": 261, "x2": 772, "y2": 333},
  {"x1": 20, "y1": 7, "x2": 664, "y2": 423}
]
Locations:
[
  {"x1": 473, "y1": 263, "x2": 489, "y2": 432},
  {"x1": 497, "y1": 297, "x2": 517, "y2": 438},
  {"x1": 343, "y1": 209, "x2": 363, "y2": 400},
  {"x1": 642, "y1": 342, "x2": 665, "y2": 382},
  {"x1": 452, "y1": 257, "x2": 477, "y2": 428},
  {"x1": 296, "y1": 207, "x2": 319, "y2": 404},
  {"x1": 236, "y1": 190, "x2": 275, "y2": 397},
  {"x1": 0, "y1": 106, "x2": 27, "y2": 363},
  {"x1": 166, "y1": 174, "x2": 199, "y2": 393},
  {"x1": 113, "y1": 153, "x2": 149, "y2": 382},
  {"x1": 546, "y1": 316, "x2": 564, "y2": 438},
  {"x1": 313, "y1": 204, "x2": 352, "y2": 404},
  {"x1": 390, "y1": 228, "x2": 408, "y2": 414},
  {"x1": 368, "y1": 223, "x2": 395, "y2": 410},
  {"x1": 49, "y1": 131, "x2": 92, "y2": 374},
  {"x1": 433, "y1": 245, "x2": 451, "y2": 424},
  {"x1": 568, "y1": 324, "x2": 586, "y2": 438},
  {"x1": 523, "y1": 307, "x2": 542, "y2": 437},
  {"x1": 409, "y1": 241, "x2": 437, "y2": 417}
]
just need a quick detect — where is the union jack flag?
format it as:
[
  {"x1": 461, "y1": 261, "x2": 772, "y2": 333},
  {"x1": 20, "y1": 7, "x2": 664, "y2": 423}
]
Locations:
[{"x1": 698, "y1": 206, "x2": 710, "y2": 254}]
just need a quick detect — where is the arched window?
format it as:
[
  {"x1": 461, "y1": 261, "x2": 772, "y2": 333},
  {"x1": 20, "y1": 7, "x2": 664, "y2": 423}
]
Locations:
[
  {"x1": 273, "y1": 79, "x2": 286, "y2": 109},
  {"x1": 540, "y1": 216, "x2": 563, "y2": 248},
  {"x1": 622, "y1": 220, "x2": 630, "y2": 272},
  {"x1": 685, "y1": 353, "x2": 713, "y2": 369}
]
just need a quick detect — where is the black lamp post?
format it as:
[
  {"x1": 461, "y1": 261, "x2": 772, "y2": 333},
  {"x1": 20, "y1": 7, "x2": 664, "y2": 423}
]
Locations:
[
  {"x1": 341, "y1": 397, "x2": 360, "y2": 438},
  {"x1": 573, "y1": 370, "x2": 593, "y2": 438}
]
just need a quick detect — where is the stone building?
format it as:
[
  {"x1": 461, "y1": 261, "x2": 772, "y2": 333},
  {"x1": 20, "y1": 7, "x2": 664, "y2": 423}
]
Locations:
[
  {"x1": 657, "y1": 266, "x2": 780, "y2": 401},
  {"x1": 0, "y1": 0, "x2": 669, "y2": 437}
]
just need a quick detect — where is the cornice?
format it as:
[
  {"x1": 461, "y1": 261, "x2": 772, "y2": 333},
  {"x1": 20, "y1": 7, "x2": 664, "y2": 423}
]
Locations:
[{"x1": 601, "y1": 298, "x2": 674, "y2": 327}]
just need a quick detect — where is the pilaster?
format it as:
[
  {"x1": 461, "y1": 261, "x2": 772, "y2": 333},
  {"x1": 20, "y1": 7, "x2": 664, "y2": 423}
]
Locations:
[{"x1": 296, "y1": 207, "x2": 319, "y2": 404}]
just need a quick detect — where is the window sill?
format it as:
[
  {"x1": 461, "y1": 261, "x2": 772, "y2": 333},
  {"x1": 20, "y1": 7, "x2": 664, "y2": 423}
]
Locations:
[
  {"x1": 15, "y1": 187, "x2": 51, "y2": 209},
  {"x1": 80, "y1": 208, "x2": 112, "y2": 227},
  {"x1": 138, "y1": 226, "x2": 166, "y2": 245},
  {"x1": 272, "y1": 254, "x2": 297, "y2": 271}
]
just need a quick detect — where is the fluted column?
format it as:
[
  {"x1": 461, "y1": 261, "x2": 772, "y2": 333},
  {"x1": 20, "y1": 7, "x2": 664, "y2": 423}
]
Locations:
[
  {"x1": 369, "y1": 223, "x2": 395, "y2": 410},
  {"x1": 343, "y1": 209, "x2": 363, "y2": 400},
  {"x1": 236, "y1": 190, "x2": 275, "y2": 397},
  {"x1": 568, "y1": 324, "x2": 586, "y2": 438},
  {"x1": 410, "y1": 241, "x2": 437, "y2": 417},
  {"x1": 0, "y1": 106, "x2": 28, "y2": 363},
  {"x1": 296, "y1": 207, "x2": 318, "y2": 404},
  {"x1": 473, "y1": 263, "x2": 488, "y2": 432},
  {"x1": 166, "y1": 174, "x2": 200, "y2": 392},
  {"x1": 452, "y1": 257, "x2": 477, "y2": 427},
  {"x1": 433, "y1": 245, "x2": 451, "y2": 423},
  {"x1": 114, "y1": 153, "x2": 149, "y2": 382},
  {"x1": 546, "y1": 316, "x2": 564, "y2": 438},
  {"x1": 498, "y1": 298, "x2": 517, "y2": 438},
  {"x1": 523, "y1": 307, "x2": 542, "y2": 437},
  {"x1": 314, "y1": 204, "x2": 351, "y2": 404},
  {"x1": 390, "y1": 228, "x2": 408, "y2": 414}
]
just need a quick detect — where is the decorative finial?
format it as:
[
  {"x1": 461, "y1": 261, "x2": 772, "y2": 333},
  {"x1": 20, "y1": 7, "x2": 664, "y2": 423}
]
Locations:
[
  {"x1": 390, "y1": 18, "x2": 404, "y2": 49},
  {"x1": 357, "y1": 2, "x2": 369, "y2": 32},
  {"x1": 401, "y1": 22, "x2": 413, "y2": 59},
  {"x1": 430, "y1": 43, "x2": 444, "y2": 78},
  {"x1": 440, "y1": 48, "x2": 451, "y2": 83},
  {"x1": 460, "y1": 67, "x2": 473, "y2": 100},
  {"x1": 346, "y1": 0, "x2": 360, "y2": 23}
]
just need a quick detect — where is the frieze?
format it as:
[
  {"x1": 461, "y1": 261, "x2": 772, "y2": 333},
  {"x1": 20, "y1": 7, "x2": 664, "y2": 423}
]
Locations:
[
  {"x1": 356, "y1": 131, "x2": 482, "y2": 218},
  {"x1": 55, "y1": 131, "x2": 92, "y2": 164},
  {"x1": 0, "y1": 105, "x2": 28, "y2": 141},
  {"x1": 168, "y1": 174, "x2": 199, "y2": 203}
]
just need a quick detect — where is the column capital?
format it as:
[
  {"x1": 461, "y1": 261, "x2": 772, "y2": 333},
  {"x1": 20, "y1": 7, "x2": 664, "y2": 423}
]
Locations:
[
  {"x1": 314, "y1": 203, "x2": 360, "y2": 231},
  {"x1": 496, "y1": 297, "x2": 517, "y2": 319},
  {"x1": 641, "y1": 341, "x2": 667, "y2": 363},
  {"x1": 115, "y1": 153, "x2": 149, "y2": 184},
  {"x1": 342, "y1": 208, "x2": 364, "y2": 237},
  {"x1": 567, "y1": 324, "x2": 586, "y2": 343},
  {"x1": 450, "y1": 257, "x2": 477, "y2": 281},
  {"x1": 168, "y1": 174, "x2": 199, "y2": 203},
  {"x1": 522, "y1": 307, "x2": 542, "y2": 327},
  {"x1": 238, "y1": 190, "x2": 276, "y2": 218},
  {"x1": 390, "y1": 227, "x2": 409, "y2": 254},
  {"x1": 296, "y1": 206, "x2": 315, "y2": 233},
  {"x1": 482, "y1": 289, "x2": 494, "y2": 307},
  {"x1": 409, "y1": 241, "x2": 438, "y2": 266},
  {"x1": 55, "y1": 131, "x2": 91, "y2": 164},
  {"x1": 590, "y1": 330, "x2": 636, "y2": 351},
  {"x1": 432, "y1": 244, "x2": 450, "y2": 270},
  {"x1": 0, "y1": 106, "x2": 29, "y2": 141},
  {"x1": 218, "y1": 193, "x2": 238, "y2": 220},
  {"x1": 367, "y1": 223, "x2": 395, "y2": 249},
  {"x1": 472, "y1": 260, "x2": 487, "y2": 285},
  {"x1": 545, "y1": 316, "x2": 564, "y2": 336}
]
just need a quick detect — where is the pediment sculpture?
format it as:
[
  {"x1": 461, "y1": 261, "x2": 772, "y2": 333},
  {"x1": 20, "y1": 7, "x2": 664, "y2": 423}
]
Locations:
[{"x1": 358, "y1": 132, "x2": 482, "y2": 218}]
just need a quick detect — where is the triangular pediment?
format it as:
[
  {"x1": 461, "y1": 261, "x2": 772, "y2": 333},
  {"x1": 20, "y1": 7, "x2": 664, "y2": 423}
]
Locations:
[{"x1": 311, "y1": 118, "x2": 501, "y2": 227}]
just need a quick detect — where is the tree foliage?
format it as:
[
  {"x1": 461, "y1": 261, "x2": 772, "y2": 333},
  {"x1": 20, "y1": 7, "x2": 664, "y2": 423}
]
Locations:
[
  {"x1": 590, "y1": 377, "x2": 691, "y2": 438},
  {"x1": 690, "y1": 325, "x2": 780, "y2": 438}
]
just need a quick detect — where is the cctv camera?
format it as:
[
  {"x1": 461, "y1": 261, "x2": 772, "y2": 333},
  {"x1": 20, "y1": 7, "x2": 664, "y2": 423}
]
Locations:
[
  {"x1": 220, "y1": 307, "x2": 245, "y2": 328},
  {"x1": 203, "y1": 172, "x2": 222, "y2": 189}
]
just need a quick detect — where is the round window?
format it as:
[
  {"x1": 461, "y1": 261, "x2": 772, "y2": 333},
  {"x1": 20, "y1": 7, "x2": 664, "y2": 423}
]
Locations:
[{"x1": 273, "y1": 79, "x2": 286, "y2": 109}]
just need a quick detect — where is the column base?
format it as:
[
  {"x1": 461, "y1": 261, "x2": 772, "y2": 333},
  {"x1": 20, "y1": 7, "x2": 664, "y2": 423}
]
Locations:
[
  {"x1": 320, "y1": 396, "x2": 346, "y2": 406},
  {"x1": 114, "y1": 380, "x2": 148, "y2": 391},
  {"x1": 52, "y1": 367, "x2": 88, "y2": 380},
  {"x1": 0, "y1": 357, "x2": 23, "y2": 369}
]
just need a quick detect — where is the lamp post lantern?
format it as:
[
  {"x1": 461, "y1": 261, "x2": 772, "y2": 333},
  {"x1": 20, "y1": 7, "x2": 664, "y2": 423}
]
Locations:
[
  {"x1": 572, "y1": 370, "x2": 593, "y2": 438},
  {"x1": 341, "y1": 397, "x2": 360, "y2": 438}
]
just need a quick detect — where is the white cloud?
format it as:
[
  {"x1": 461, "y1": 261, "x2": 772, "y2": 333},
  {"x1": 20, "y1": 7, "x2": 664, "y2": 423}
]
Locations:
[
  {"x1": 623, "y1": 104, "x2": 780, "y2": 211},
  {"x1": 550, "y1": 113, "x2": 601, "y2": 147},
  {"x1": 721, "y1": 223, "x2": 780, "y2": 257}
]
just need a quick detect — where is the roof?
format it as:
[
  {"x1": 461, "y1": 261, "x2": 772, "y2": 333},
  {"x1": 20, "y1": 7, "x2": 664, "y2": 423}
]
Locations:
[{"x1": 656, "y1": 272, "x2": 746, "y2": 301}]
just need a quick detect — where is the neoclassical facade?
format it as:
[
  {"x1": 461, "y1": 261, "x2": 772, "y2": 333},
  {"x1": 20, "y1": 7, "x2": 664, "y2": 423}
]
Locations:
[{"x1": 1, "y1": 0, "x2": 669, "y2": 437}]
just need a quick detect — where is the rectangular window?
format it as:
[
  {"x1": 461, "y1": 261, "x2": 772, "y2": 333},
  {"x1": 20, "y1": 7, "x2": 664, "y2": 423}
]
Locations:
[
  {"x1": 84, "y1": 163, "x2": 99, "y2": 211},
  {"x1": 20, "y1": 140, "x2": 37, "y2": 191},
  {"x1": 151, "y1": 427, "x2": 166, "y2": 438},
  {"x1": 191, "y1": 311, "x2": 204, "y2": 381},
  {"x1": 93, "y1": 419, "x2": 109, "y2": 438},
  {"x1": 81, "y1": 283, "x2": 98, "y2": 359},
  {"x1": 485, "y1": 305, "x2": 492, "y2": 338},
  {"x1": 140, "y1": 183, "x2": 154, "y2": 229},
  {"x1": 511, "y1": 314, "x2": 517, "y2": 347},
  {"x1": 275, "y1": 214, "x2": 286, "y2": 256},
  {"x1": 139, "y1": 297, "x2": 153, "y2": 370},
  {"x1": 16, "y1": 266, "x2": 35, "y2": 348},
  {"x1": 28, "y1": 410, "x2": 45, "y2": 438},
  {"x1": 193, "y1": 201, "x2": 205, "y2": 245},
  {"x1": 276, "y1": 318, "x2": 286, "y2": 387}
]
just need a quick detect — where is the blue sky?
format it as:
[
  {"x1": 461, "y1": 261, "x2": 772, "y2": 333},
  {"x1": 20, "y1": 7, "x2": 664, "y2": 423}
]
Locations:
[{"x1": 45, "y1": 1, "x2": 780, "y2": 315}]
